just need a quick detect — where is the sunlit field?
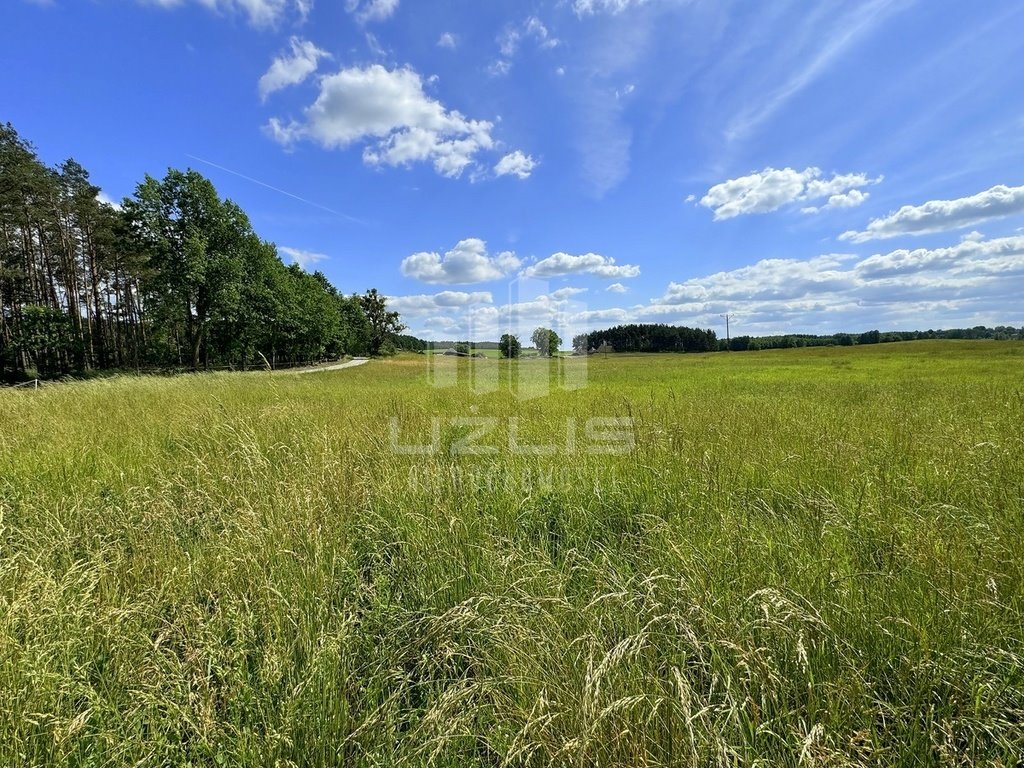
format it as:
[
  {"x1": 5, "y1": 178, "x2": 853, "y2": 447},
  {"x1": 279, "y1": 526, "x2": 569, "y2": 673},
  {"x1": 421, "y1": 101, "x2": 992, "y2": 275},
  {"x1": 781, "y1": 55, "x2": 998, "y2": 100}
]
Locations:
[{"x1": 1, "y1": 341, "x2": 1022, "y2": 766}]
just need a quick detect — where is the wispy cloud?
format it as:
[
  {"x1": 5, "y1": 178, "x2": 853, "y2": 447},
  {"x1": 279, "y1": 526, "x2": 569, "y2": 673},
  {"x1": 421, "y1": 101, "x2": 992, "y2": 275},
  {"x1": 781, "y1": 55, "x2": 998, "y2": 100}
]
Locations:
[
  {"x1": 564, "y1": 3, "x2": 674, "y2": 197},
  {"x1": 345, "y1": 0, "x2": 398, "y2": 24},
  {"x1": 490, "y1": 16, "x2": 560, "y2": 77},
  {"x1": 573, "y1": 0, "x2": 650, "y2": 16},
  {"x1": 137, "y1": 0, "x2": 311, "y2": 28},
  {"x1": 725, "y1": 0, "x2": 913, "y2": 142}
]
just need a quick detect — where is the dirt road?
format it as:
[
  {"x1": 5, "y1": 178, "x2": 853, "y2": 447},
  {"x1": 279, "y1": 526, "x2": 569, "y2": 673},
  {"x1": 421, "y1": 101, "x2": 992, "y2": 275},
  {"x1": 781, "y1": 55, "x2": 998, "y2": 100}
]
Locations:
[{"x1": 295, "y1": 358, "x2": 369, "y2": 374}]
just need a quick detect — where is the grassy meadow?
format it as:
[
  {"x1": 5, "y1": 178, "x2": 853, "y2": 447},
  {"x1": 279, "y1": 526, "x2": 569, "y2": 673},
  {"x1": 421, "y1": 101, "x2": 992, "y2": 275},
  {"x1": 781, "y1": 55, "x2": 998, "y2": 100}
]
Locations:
[{"x1": 1, "y1": 341, "x2": 1022, "y2": 766}]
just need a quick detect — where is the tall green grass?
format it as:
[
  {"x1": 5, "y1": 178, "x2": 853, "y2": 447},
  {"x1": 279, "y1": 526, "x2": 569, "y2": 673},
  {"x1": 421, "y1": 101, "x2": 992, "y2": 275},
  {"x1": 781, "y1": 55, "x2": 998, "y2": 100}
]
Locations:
[{"x1": 1, "y1": 341, "x2": 1022, "y2": 766}]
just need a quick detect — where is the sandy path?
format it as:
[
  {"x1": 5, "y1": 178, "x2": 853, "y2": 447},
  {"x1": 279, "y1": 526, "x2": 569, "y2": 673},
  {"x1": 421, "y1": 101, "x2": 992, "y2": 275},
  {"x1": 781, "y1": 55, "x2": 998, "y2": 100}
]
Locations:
[{"x1": 295, "y1": 357, "x2": 369, "y2": 374}]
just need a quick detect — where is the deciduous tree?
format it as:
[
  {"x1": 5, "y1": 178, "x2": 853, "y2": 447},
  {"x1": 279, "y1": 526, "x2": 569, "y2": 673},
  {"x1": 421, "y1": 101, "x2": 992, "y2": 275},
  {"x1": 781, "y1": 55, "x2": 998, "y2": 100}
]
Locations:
[{"x1": 499, "y1": 333, "x2": 521, "y2": 359}]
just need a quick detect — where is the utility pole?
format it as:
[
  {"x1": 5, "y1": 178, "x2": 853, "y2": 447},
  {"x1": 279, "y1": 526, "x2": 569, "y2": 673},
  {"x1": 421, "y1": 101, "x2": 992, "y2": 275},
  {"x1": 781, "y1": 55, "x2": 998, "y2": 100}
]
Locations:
[{"x1": 720, "y1": 313, "x2": 732, "y2": 349}]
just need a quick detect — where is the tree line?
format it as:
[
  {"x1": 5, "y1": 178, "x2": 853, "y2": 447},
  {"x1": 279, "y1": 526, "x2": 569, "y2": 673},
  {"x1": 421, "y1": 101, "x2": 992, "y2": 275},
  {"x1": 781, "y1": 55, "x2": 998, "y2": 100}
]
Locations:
[
  {"x1": 0, "y1": 124, "x2": 403, "y2": 381},
  {"x1": 568, "y1": 323, "x2": 1023, "y2": 355},
  {"x1": 723, "y1": 326, "x2": 1024, "y2": 351},
  {"x1": 573, "y1": 324, "x2": 719, "y2": 354}
]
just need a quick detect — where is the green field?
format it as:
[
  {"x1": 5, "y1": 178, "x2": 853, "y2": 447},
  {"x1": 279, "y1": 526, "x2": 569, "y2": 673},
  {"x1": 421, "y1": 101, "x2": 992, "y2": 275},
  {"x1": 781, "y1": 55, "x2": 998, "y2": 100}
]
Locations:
[{"x1": 1, "y1": 341, "x2": 1022, "y2": 766}]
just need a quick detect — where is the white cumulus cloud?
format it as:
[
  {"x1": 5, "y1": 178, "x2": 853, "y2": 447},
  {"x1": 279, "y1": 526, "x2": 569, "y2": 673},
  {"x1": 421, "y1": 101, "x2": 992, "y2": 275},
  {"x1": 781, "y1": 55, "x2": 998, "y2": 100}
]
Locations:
[
  {"x1": 401, "y1": 239, "x2": 522, "y2": 284},
  {"x1": 572, "y1": 308, "x2": 630, "y2": 324},
  {"x1": 840, "y1": 184, "x2": 1024, "y2": 243},
  {"x1": 699, "y1": 167, "x2": 880, "y2": 220},
  {"x1": 854, "y1": 235, "x2": 1024, "y2": 278},
  {"x1": 494, "y1": 151, "x2": 538, "y2": 180},
  {"x1": 258, "y1": 37, "x2": 329, "y2": 101},
  {"x1": 265, "y1": 64, "x2": 526, "y2": 178},
  {"x1": 388, "y1": 291, "x2": 493, "y2": 316},
  {"x1": 639, "y1": 235, "x2": 1024, "y2": 334},
  {"x1": 522, "y1": 252, "x2": 640, "y2": 279},
  {"x1": 803, "y1": 188, "x2": 870, "y2": 214}
]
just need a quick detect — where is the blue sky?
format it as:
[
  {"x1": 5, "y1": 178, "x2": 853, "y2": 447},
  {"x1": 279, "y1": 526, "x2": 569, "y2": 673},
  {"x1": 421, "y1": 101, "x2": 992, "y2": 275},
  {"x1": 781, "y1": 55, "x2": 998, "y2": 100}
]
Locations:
[{"x1": 4, "y1": 0, "x2": 1024, "y2": 342}]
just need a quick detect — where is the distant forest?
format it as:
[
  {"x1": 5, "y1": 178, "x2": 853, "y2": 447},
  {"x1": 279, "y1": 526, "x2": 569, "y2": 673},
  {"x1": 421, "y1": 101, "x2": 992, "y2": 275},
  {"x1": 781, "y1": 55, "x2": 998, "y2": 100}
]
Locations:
[
  {"x1": 0, "y1": 123, "x2": 403, "y2": 381},
  {"x1": 571, "y1": 323, "x2": 1024, "y2": 354},
  {"x1": 717, "y1": 326, "x2": 1024, "y2": 351}
]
